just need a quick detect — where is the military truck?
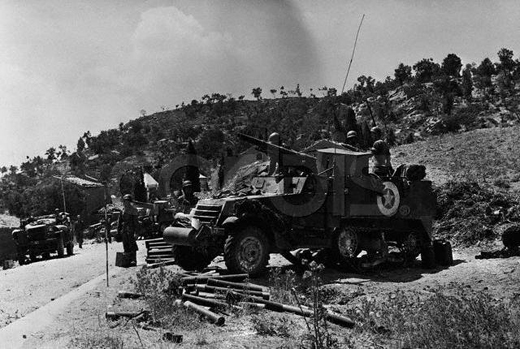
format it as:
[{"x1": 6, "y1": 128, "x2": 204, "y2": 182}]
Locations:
[
  {"x1": 12, "y1": 215, "x2": 74, "y2": 264},
  {"x1": 164, "y1": 134, "x2": 437, "y2": 276}
]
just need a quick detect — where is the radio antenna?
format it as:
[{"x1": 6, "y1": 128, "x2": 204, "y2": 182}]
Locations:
[{"x1": 341, "y1": 14, "x2": 365, "y2": 94}]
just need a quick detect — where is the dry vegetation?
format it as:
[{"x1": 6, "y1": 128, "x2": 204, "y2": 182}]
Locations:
[{"x1": 66, "y1": 261, "x2": 520, "y2": 349}]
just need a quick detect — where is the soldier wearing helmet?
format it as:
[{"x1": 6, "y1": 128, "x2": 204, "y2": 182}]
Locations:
[
  {"x1": 345, "y1": 130, "x2": 361, "y2": 151},
  {"x1": 177, "y1": 180, "x2": 198, "y2": 214},
  {"x1": 267, "y1": 132, "x2": 281, "y2": 176},
  {"x1": 117, "y1": 193, "x2": 139, "y2": 266},
  {"x1": 370, "y1": 126, "x2": 393, "y2": 177}
]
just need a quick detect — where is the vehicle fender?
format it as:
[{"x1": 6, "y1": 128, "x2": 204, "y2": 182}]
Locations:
[
  {"x1": 221, "y1": 216, "x2": 239, "y2": 229},
  {"x1": 225, "y1": 215, "x2": 276, "y2": 251}
]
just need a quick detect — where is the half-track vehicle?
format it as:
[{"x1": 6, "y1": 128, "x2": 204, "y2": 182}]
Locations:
[
  {"x1": 164, "y1": 134, "x2": 436, "y2": 276},
  {"x1": 12, "y1": 214, "x2": 74, "y2": 264}
]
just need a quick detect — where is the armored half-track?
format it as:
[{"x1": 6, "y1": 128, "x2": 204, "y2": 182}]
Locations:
[
  {"x1": 12, "y1": 215, "x2": 74, "y2": 264},
  {"x1": 164, "y1": 134, "x2": 437, "y2": 276}
]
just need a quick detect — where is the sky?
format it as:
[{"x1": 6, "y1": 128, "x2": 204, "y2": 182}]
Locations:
[{"x1": 1, "y1": 0, "x2": 519, "y2": 168}]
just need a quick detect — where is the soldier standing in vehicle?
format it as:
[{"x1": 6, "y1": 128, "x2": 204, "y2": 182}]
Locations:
[
  {"x1": 345, "y1": 130, "x2": 361, "y2": 151},
  {"x1": 370, "y1": 126, "x2": 393, "y2": 177},
  {"x1": 118, "y1": 194, "x2": 139, "y2": 266}
]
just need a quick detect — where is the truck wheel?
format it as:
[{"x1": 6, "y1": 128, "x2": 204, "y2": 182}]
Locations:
[
  {"x1": 57, "y1": 237, "x2": 65, "y2": 258},
  {"x1": 66, "y1": 242, "x2": 74, "y2": 256},
  {"x1": 30, "y1": 252, "x2": 38, "y2": 262},
  {"x1": 172, "y1": 246, "x2": 211, "y2": 272},
  {"x1": 224, "y1": 226, "x2": 270, "y2": 277},
  {"x1": 333, "y1": 226, "x2": 361, "y2": 265}
]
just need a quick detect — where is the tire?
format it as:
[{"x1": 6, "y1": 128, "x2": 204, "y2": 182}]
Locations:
[
  {"x1": 66, "y1": 242, "x2": 74, "y2": 256},
  {"x1": 30, "y1": 252, "x2": 38, "y2": 262},
  {"x1": 332, "y1": 226, "x2": 361, "y2": 265},
  {"x1": 224, "y1": 226, "x2": 270, "y2": 277},
  {"x1": 57, "y1": 236, "x2": 65, "y2": 258},
  {"x1": 433, "y1": 239, "x2": 453, "y2": 266},
  {"x1": 172, "y1": 245, "x2": 211, "y2": 272},
  {"x1": 421, "y1": 246, "x2": 436, "y2": 269}
]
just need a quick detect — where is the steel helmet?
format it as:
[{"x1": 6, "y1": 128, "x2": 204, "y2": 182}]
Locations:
[
  {"x1": 268, "y1": 132, "x2": 280, "y2": 145},
  {"x1": 370, "y1": 126, "x2": 381, "y2": 133},
  {"x1": 123, "y1": 194, "x2": 133, "y2": 201},
  {"x1": 346, "y1": 130, "x2": 358, "y2": 139},
  {"x1": 182, "y1": 180, "x2": 193, "y2": 188}
]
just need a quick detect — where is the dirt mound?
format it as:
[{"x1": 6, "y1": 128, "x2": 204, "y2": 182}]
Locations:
[{"x1": 434, "y1": 181, "x2": 520, "y2": 246}]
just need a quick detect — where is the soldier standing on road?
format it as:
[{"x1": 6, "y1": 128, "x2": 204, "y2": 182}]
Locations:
[
  {"x1": 370, "y1": 126, "x2": 393, "y2": 177},
  {"x1": 75, "y1": 215, "x2": 83, "y2": 248},
  {"x1": 118, "y1": 194, "x2": 139, "y2": 266}
]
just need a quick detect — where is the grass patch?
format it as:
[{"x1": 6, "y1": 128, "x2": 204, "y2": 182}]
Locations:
[
  {"x1": 347, "y1": 288, "x2": 520, "y2": 348},
  {"x1": 130, "y1": 266, "x2": 202, "y2": 330}
]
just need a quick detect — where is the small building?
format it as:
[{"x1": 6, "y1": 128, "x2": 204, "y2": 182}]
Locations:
[{"x1": 59, "y1": 175, "x2": 107, "y2": 224}]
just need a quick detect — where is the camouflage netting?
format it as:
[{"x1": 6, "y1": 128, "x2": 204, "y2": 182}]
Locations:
[
  {"x1": 221, "y1": 160, "x2": 269, "y2": 195},
  {"x1": 434, "y1": 181, "x2": 520, "y2": 246}
]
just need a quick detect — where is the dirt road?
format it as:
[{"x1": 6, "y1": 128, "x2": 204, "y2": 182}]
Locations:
[
  {"x1": 1, "y1": 240, "x2": 520, "y2": 348},
  {"x1": 0, "y1": 240, "x2": 146, "y2": 329}
]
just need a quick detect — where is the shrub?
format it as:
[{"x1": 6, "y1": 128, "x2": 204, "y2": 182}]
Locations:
[{"x1": 131, "y1": 266, "x2": 201, "y2": 329}]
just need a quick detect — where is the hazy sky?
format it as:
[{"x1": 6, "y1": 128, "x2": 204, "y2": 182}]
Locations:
[{"x1": 1, "y1": 0, "x2": 519, "y2": 167}]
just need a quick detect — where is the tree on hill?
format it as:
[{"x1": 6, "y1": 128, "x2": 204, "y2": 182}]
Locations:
[
  {"x1": 252, "y1": 87, "x2": 262, "y2": 100},
  {"x1": 413, "y1": 58, "x2": 441, "y2": 83},
  {"x1": 497, "y1": 48, "x2": 515, "y2": 76},
  {"x1": 45, "y1": 147, "x2": 56, "y2": 162},
  {"x1": 197, "y1": 127, "x2": 225, "y2": 161},
  {"x1": 474, "y1": 57, "x2": 496, "y2": 91},
  {"x1": 442, "y1": 53, "x2": 462, "y2": 77},
  {"x1": 77, "y1": 137, "x2": 85, "y2": 152},
  {"x1": 394, "y1": 63, "x2": 412, "y2": 85}
]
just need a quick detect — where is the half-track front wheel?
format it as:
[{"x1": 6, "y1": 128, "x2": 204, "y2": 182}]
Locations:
[
  {"x1": 172, "y1": 245, "x2": 212, "y2": 272},
  {"x1": 333, "y1": 226, "x2": 361, "y2": 266},
  {"x1": 224, "y1": 226, "x2": 270, "y2": 277}
]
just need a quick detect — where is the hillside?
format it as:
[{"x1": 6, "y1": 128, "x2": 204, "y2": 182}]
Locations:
[{"x1": 2, "y1": 50, "x2": 520, "y2": 220}]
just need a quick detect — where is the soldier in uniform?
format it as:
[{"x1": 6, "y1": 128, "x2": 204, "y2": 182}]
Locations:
[
  {"x1": 345, "y1": 130, "x2": 361, "y2": 151},
  {"x1": 267, "y1": 132, "x2": 281, "y2": 176},
  {"x1": 118, "y1": 194, "x2": 139, "y2": 266},
  {"x1": 370, "y1": 126, "x2": 393, "y2": 177},
  {"x1": 54, "y1": 208, "x2": 63, "y2": 224},
  {"x1": 177, "y1": 180, "x2": 198, "y2": 214},
  {"x1": 75, "y1": 215, "x2": 83, "y2": 248}
]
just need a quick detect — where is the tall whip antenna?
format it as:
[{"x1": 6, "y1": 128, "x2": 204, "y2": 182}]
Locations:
[{"x1": 341, "y1": 14, "x2": 365, "y2": 94}]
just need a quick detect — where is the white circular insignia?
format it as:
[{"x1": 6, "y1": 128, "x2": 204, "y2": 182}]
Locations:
[{"x1": 376, "y1": 181, "x2": 400, "y2": 217}]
